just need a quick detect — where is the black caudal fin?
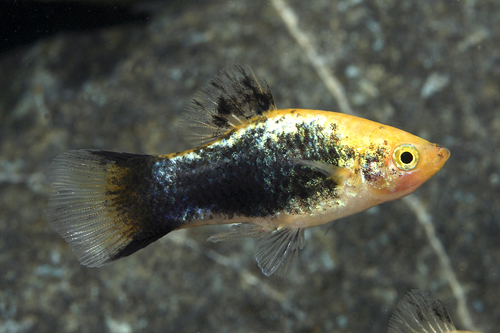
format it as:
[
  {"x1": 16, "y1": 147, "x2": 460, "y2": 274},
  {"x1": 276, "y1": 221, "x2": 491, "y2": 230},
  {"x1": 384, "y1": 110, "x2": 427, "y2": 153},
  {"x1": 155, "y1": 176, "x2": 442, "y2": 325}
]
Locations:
[
  {"x1": 180, "y1": 65, "x2": 277, "y2": 145},
  {"x1": 47, "y1": 150, "x2": 178, "y2": 267}
]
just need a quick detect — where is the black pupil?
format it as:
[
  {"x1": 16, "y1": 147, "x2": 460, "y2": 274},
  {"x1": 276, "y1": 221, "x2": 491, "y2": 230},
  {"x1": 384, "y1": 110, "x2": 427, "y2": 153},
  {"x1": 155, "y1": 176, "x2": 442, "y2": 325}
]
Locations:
[{"x1": 401, "y1": 151, "x2": 413, "y2": 164}]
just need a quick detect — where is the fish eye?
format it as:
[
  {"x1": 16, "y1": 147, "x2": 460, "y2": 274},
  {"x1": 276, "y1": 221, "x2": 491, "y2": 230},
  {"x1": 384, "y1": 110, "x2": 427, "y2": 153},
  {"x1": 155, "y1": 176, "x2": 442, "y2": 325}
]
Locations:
[{"x1": 393, "y1": 144, "x2": 420, "y2": 170}]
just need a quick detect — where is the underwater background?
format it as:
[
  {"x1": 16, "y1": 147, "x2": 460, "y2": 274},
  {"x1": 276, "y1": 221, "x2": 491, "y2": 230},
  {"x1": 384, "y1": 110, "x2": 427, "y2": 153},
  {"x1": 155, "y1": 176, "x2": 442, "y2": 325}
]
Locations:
[{"x1": 1, "y1": 0, "x2": 499, "y2": 332}]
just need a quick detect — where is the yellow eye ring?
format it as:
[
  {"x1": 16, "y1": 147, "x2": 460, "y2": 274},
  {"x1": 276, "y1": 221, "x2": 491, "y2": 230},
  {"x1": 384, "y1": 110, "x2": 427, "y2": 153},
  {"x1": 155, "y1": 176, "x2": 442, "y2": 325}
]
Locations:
[{"x1": 393, "y1": 144, "x2": 420, "y2": 170}]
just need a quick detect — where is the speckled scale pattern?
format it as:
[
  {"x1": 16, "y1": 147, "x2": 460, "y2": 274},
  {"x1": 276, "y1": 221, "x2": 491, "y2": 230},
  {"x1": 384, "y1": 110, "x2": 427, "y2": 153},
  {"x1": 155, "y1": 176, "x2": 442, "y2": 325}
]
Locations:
[{"x1": 150, "y1": 115, "x2": 353, "y2": 223}]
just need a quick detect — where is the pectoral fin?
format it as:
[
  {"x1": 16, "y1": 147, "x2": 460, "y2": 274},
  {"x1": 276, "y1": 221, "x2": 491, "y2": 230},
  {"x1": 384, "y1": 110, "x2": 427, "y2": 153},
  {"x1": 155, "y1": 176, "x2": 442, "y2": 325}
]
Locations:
[{"x1": 292, "y1": 158, "x2": 351, "y2": 185}]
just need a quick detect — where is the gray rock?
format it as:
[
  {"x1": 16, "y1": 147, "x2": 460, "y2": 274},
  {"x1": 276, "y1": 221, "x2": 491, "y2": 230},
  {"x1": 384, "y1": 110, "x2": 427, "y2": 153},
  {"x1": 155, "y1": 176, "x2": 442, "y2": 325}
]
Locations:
[{"x1": 1, "y1": 0, "x2": 498, "y2": 332}]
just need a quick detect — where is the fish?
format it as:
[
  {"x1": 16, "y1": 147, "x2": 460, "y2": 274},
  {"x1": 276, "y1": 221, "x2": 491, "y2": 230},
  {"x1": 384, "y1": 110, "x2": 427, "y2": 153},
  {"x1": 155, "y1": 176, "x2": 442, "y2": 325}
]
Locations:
[
  {"x1": 388, "y1": 289, "x2": 484, "y2": 333},
  {"x1": 47, "y1": 66, "x2": 450, "y2": 276}
]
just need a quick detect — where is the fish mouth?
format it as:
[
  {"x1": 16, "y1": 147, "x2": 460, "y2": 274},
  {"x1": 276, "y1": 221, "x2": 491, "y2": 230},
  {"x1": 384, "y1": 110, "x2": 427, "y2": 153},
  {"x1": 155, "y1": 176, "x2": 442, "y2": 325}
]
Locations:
[
  {"x1": 411, "y1": 144, "x2": 450, "y2": 187},
  {"x1": 434, "y1": 145, "x2": 451, "y2": 167}
]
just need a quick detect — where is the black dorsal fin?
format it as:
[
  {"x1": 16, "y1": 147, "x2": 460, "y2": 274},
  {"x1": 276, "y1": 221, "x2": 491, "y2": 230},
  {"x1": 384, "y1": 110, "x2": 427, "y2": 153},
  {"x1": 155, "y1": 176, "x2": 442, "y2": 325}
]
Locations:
[{"x1": 180, "y1": 65, "x2": 277, "y2": 145}]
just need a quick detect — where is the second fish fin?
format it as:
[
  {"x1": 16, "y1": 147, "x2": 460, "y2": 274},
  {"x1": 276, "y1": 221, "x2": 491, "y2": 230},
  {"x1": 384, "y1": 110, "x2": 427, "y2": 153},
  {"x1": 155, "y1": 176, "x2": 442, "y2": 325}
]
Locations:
[{"x1": 388, "y1": 290, "x2": 457, "y2": 333}]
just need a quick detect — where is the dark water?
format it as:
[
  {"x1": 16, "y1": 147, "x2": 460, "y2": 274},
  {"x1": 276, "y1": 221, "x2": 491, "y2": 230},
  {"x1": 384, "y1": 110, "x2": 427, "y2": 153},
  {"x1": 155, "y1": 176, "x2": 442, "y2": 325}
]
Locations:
[{"x1": 1, "y1": 0, "x2": 498, "y2": 332}]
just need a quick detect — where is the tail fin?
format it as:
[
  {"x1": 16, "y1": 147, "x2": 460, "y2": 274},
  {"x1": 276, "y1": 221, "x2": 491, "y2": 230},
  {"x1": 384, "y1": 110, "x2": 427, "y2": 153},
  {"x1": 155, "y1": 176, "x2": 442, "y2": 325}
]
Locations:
[{"x1": 47, "y1": 150, "x2": 175, "y2": 267}]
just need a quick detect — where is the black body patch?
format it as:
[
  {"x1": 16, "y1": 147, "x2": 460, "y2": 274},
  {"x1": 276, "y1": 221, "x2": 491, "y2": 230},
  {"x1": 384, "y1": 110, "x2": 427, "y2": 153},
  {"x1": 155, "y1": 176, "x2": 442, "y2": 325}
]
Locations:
[{"x1": 150, "y1": 120, "x2": 350, "y2": 222}]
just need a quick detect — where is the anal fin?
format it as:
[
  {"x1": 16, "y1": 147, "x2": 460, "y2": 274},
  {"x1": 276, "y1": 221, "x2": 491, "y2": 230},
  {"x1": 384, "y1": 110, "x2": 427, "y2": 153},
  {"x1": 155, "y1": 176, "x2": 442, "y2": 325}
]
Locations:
[
  {"x1": 208, "y1": 223, "x2": 305, "y2": 277},
  {"x1": 255, "y1": 227, "x2": 305, "y2": 277}
]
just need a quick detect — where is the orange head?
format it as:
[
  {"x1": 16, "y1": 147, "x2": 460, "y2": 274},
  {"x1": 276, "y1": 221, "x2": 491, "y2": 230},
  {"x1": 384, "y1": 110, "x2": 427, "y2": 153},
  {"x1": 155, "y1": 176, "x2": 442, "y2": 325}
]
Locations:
[{"x1": 361, "y1": 130, "x2": 450, "y2": 202}]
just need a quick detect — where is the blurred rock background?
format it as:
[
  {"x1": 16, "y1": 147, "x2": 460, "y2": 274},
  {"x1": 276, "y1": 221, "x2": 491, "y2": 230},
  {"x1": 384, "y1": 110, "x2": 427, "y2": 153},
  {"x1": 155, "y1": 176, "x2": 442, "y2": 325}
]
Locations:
[{"x1": 1, "y1": 0, "x2": 499, "y2": 332}]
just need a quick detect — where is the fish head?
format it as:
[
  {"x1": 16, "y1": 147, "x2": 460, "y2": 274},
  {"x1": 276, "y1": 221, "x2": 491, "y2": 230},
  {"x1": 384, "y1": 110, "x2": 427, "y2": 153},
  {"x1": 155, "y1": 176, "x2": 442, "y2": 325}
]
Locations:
[{"x1": 362, "y1": 132, "x2": 450, "y2": 202}]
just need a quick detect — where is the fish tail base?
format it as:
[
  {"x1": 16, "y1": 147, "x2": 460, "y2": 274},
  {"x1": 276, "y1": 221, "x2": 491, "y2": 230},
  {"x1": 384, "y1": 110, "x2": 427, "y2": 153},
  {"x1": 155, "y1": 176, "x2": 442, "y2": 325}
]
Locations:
[{"x1": 47, "y1": 150, "x2": 177, "y2": 267}]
